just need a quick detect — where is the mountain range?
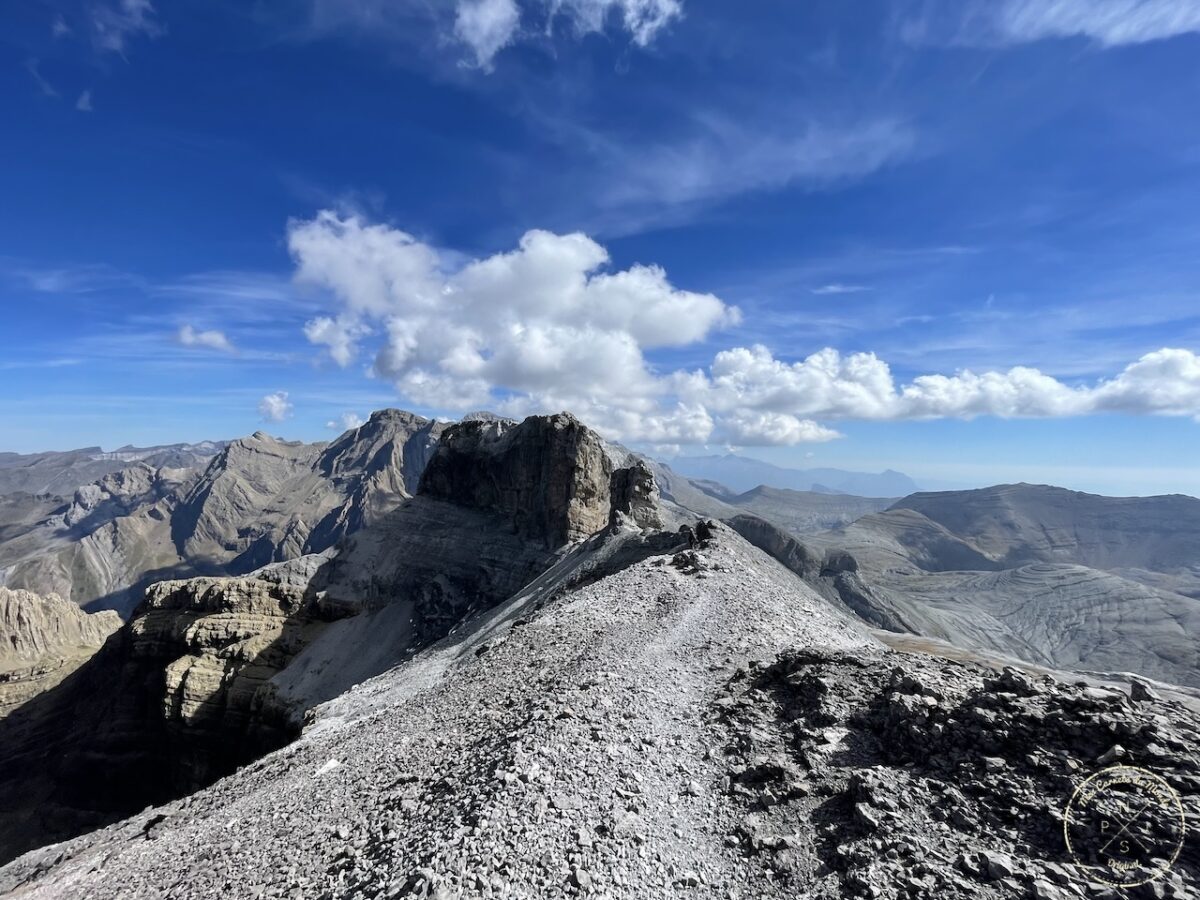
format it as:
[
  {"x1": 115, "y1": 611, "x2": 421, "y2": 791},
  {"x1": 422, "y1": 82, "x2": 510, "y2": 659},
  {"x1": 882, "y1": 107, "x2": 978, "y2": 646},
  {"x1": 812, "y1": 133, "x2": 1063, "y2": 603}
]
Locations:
[
  {"x1": 0, "y1": 410, "x2": 444, "y2": 616},
  {"x1": 666, "y1": 454, "x2": 921, "y2": 496},
  {"x1": 0, "y1": 411, "x2": 1196, "y2": 897},
  {"x1": 0, "y1": 443, "x2": 225, "y2": 497}
]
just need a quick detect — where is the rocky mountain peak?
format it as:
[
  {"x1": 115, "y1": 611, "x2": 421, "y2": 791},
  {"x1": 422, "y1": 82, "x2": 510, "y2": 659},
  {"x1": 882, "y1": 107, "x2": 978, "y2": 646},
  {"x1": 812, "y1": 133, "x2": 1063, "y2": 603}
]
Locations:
[
  {"x1": 418, "y1": 412, "x2": 615, "y2": 548},
  {"x1": 316, "y1": 409, "x2": 442, "y2": 486}
]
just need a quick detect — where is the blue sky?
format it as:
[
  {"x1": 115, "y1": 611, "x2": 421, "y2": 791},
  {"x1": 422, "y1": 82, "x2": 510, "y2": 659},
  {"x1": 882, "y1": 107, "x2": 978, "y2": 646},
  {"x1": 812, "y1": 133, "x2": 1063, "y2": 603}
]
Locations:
[{"x1": 3, "y1": 0, "x2": 1200, "y2": 496}]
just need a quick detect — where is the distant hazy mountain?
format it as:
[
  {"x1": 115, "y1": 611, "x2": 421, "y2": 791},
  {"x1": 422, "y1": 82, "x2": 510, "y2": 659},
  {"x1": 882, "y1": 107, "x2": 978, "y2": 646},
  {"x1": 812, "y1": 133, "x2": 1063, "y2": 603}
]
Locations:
[
  {"x1": 668, "y1": 453, "x2": 919, "y2": 497},
  {"x1": 738, "y1": 482, "x2": 1200, "y2": 687},
  {"x1": 647, "y1": 462, "x2": 895, "y2": 534},
  {"x1": 0, "y1": 442, "x2": 225, "y2": 497}
]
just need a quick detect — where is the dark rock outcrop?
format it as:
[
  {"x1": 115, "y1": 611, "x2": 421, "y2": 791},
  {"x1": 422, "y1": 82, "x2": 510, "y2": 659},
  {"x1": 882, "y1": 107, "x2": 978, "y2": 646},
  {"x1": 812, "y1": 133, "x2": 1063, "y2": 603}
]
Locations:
[
  {"x1": 419, "y1": 413, "x2": 613, "y2": 548},
  {"x1": 609, "y1": 459, "x2": 664, "y2": 532},
  {"x1": 727, "y1": 514, "x2": 823, "y2": 581}
]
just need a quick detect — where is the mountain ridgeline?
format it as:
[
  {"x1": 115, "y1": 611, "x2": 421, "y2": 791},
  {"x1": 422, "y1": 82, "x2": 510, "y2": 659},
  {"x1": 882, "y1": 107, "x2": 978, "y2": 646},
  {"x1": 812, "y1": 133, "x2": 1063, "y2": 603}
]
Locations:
[
  {"x1": 0, "y1": 416, "x2": 1196, "y2": 899},
  {"x1": 732, "y1": 483, "x2": 1200, "y2": 688},
  {"x1": 0, "y1": 410, "x2": 446, "y2": 617},
  {"x1": 0, "y1": 412, "x2": 670, "y2": 864}
]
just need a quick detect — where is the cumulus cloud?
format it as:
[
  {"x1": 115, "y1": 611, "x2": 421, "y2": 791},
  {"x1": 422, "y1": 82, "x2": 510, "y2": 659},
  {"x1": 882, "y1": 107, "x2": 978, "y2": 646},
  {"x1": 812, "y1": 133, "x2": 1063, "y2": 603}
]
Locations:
[
  {"x1": 326, "y1": 411, "x2": 365, "y2": 430},
  {"x1": 454, "y1": 0, "x2": 521, "y2": 68},
  {"x1": 177, "y1": 324, "x2": 235, "y2": 353},
  {"x1": 304, "y1": 315, "x2": 369, "y2": 366},
  {"x1": 76, "y1": 90, "x2": 93, "y2": 112},
  {"x1": 680, "y1": 344, "x2": 1200, "y2": 425},
  {"x1": 906, "y1": 0, "x2": 1200, "y2": 48},
  {"x1": 258, "y1": 391, "x2": 294, "y2": 423},
  {"x1": 288, "y1": 211, "x2": 738, "y2": 436},
  {"x1": 287, "y1": 210, "x2": 1200, "y2": 445},
  {"x1": 91, "y1": 0, "x2": 162, "y2": 54}
]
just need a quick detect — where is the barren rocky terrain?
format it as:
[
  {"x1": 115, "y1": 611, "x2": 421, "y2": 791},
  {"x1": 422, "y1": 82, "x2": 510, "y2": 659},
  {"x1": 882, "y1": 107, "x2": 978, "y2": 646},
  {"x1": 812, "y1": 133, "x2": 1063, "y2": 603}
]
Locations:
[
  {"x1": 0, "y1": 587, "x2": 120, "y2": 718},
  {"x1": 1, "y1": 525, "x2": 1196, "y2": 899},
  {"x1": 0, "y1": 410, "x2": 445, "y2": 616},
  {"x1": 0, "y1": 415, "x2": 1197, "y2": 899},
  {"x1": 729, "y1": 485, "x2": 1200, "y2": 690},
  {"x1": 0, "y1": 443, "x2": 224, "y2": 498}
]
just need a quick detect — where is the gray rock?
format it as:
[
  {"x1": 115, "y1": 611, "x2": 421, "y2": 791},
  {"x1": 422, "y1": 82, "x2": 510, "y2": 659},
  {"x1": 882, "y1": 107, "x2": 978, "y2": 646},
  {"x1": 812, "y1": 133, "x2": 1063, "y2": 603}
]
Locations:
[{"x1": 1130, "y1": 679, "x2": 1161, "y2": 703}]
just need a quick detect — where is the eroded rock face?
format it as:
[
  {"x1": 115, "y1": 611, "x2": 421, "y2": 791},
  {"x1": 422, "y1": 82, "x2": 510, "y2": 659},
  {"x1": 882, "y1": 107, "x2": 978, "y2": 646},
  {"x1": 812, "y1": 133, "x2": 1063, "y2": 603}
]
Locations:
[
  {"x1": 128, "y1": 557, "x2": 352, "y2": 786},
  {"x1": 609, "y1": 459, "x2": 664, "y2": 533},
  {"x1": 0, "y1": 588, "x2": 121, "y2": 664},
  {"x1": 0, "y1": 588, "x2": 121, "y2": 718},
  {"x1": 419, "y1": 413, "x2": 614, "y2": 548}
]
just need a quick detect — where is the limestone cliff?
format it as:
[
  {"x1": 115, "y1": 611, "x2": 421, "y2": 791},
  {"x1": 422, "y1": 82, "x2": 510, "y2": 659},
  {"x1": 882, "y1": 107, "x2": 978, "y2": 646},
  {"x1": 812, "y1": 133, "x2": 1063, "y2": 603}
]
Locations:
[
  {"x1": 419, "y1": 412, "x2": 613, "y2": 547},
  {"x1": 0, "y1": 588, "x2": 120, "y2": 718}
]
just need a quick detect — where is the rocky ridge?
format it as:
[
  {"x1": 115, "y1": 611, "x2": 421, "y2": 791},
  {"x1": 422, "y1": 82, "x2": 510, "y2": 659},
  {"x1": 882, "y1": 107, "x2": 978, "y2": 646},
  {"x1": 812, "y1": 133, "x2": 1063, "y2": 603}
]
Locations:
[
  {"x1": 0, "y1": 442, "x2": 224, "y2": 498},
  {"x1": 3, "y1": 524, "x2": 1195, "y2": 899},
  {"x1": 0, "y1": 412, "x2": 660, "y2": 865}
]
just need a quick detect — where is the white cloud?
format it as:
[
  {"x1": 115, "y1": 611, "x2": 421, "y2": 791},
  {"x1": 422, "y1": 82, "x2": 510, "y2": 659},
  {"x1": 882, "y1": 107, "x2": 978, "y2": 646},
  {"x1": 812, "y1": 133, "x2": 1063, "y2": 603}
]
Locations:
[
  {"x1": 720, "y1": 411, "x2": 842, "y2": 445},
  {"x1": 177, "y1": 324, "x2": 235, "y2": 353},
  {"x1": 906, "y1": 0, "x2": 1200, "y2": 48},
  {"x1": 287, "y1": 210, "x2": 1200, "y2": 445},
  {"x1": 326, "y1": 411, "x2": 365, "y2": 430},
  {"x1": 811, "y1": 283, "x2": 869, "y2": 295},
  {"x1": 258, "y1": 391, "x2": 294, "y2": 423},
  {"x1": 76, "y1": 90, "x2": 93, "y2": 112},
  {"x1": 289, "y1": 211, "x2": 741, "y2": 442},
  {"x1": 551, "y1": 0, "x2": 682, "y2": 46},
  {"x1": 998, "y1": 0, "x2": 1200, "y2": 46},
  {"x1": 455, "y1": 0, "x2": 521, "y2": 68},
  {"x1": 297, "y1": 0, "x2": 679, "y2": 70},
  {"x1": 91, "y1": 0, "x2": 162, "y2": 54},
  {"x1": 52, "y1": 14, "x2": 71, "y2": 38},
  {"x1": 304, "y1": 315, "x2": 369, "y2": 366},
  {"x1": 606, "y1": 118, "x2": 915, "y2": 211},
  {"x1": 681, "y1": 344, "x2": 1200, "y2": 424},
  {"x1": 26, "y1": 59, "x2": 59, "y2": 98}
]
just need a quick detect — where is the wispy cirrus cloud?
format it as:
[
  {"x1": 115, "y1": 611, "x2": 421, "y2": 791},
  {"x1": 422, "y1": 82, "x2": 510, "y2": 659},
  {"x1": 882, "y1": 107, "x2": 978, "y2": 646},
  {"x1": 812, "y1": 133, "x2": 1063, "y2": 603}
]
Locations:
[
  {"x1": 904, "y1": 0, "x2": 1200, "y2": 48},
  {"x1": 291, "y1": 0, "x2": 681, "y2": 70},
  {"x1": 530, "y1": 110, "x2": 918, "y2": 235},
  {"x1": 91, "y1": 0, "x2": 163, "y2": 54},
  {"x1": 25, "y1": 59, "x2": 60, "y2": 98},
  {"x1": 811, "y1": 283, "x2": 871, "y2": 296},
  {"x1": 602, "y1": 117, "x2": 915, "y2": 210}
]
